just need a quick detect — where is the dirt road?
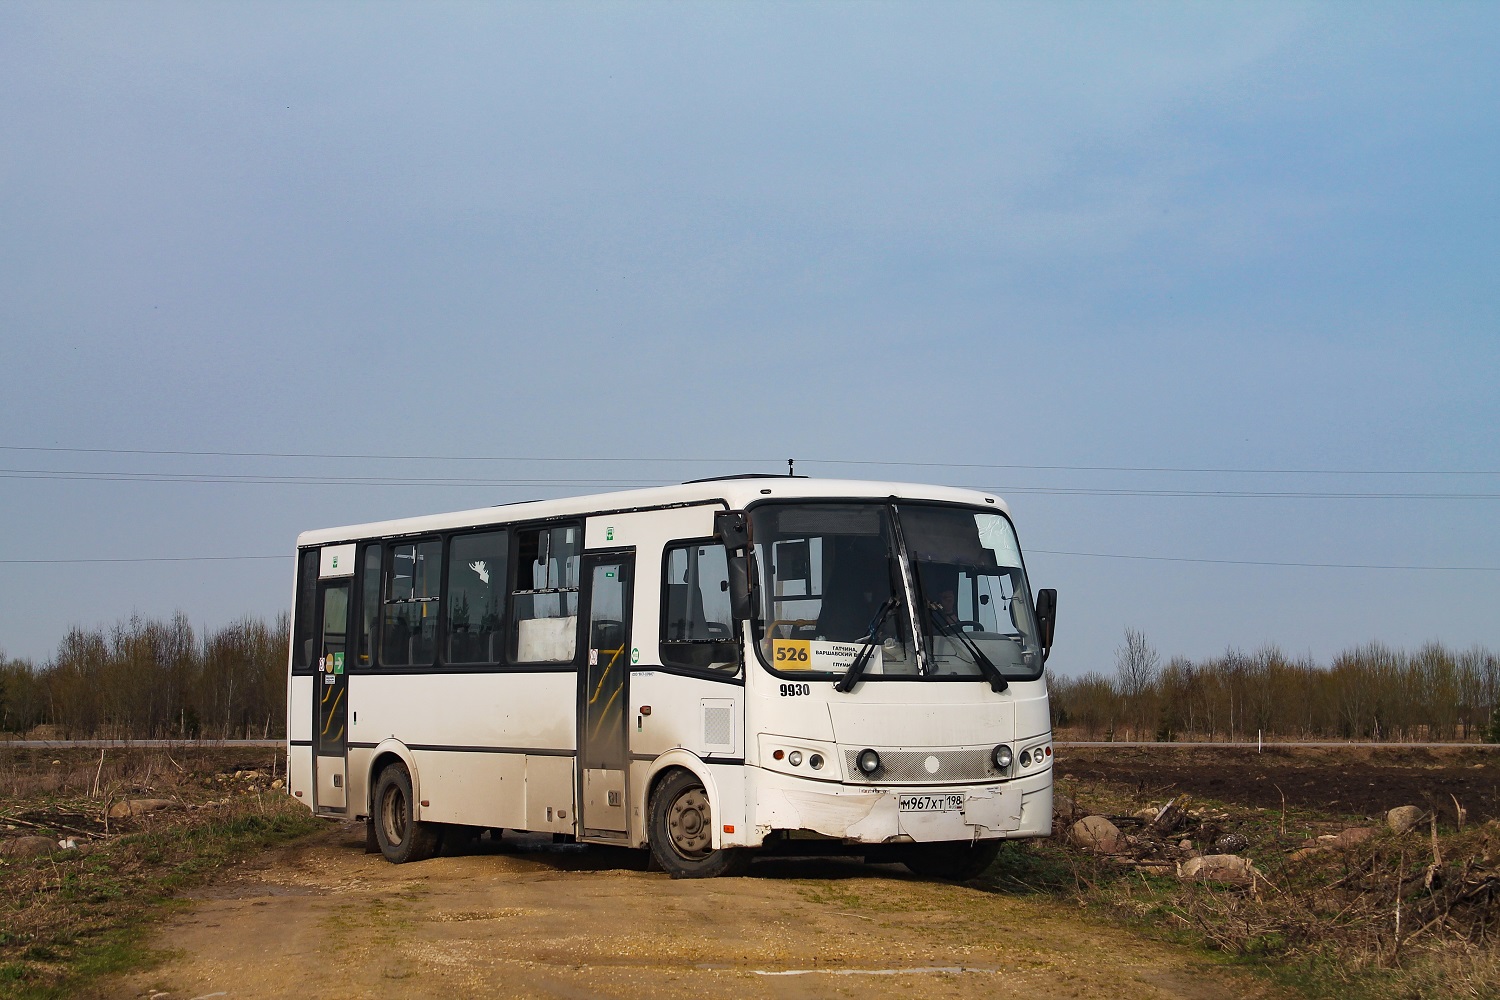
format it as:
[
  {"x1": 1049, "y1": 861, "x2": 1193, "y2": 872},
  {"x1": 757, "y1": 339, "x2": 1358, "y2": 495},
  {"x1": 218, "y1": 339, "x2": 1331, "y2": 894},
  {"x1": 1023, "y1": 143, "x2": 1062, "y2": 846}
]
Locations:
[{"x1": 93, "y1": 823, "x2": 1284, "y2": 1000}]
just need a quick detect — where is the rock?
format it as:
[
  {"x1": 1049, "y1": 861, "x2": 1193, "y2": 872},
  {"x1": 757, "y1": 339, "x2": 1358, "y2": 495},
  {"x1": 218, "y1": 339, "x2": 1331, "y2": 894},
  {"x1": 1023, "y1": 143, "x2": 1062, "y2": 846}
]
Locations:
[
  {"x1": 108, "y1": 798, "x2": 178, "y2": 819},
  {"x1": 1069, "y1": 816, "x2": 1129, "y2": 855},
  {"x1": 242, "y1": 770, "x2": 264, "y2": 780},
  {"x1": 1333, "y1": 827, "x2": 1378, "y2": 849},
  {"x1": 1133, "y1": 807, "x2": 1158, "y2": 821},
  {"x1": 0, "y1": 836, "x2": 60, "y2": 858},
  {"x1": 1289, "y1": 847, "x2": 1324, "y2": 862},
  {"x1": 270, "y1": 778, "x2": 285, "y2": 790},
  {"x1": 1052, "y1": 793, "x2": 1077, "y2": 818},
  {"x1": 1180, "y1": 854, "x2": 1257, "y2": 885},
  {"x1": 1212, "y1": 833, "x2": 1249, "y2": 854},
  {"x1": 1387, "y1": 805, "x2": 1424, "y2": 835}
]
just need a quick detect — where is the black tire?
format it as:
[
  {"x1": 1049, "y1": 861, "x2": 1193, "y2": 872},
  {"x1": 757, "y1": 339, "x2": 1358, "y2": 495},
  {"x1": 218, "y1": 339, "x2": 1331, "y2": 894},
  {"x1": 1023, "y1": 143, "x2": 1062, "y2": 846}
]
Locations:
[
  {"x1": 372, "y1": 763, "x2": 443, "y2": 864},
  {"x1": 898, "y1": 840, "x2": 1003, "y2": 880},
  {"x1": 648, "y1": 769, "x2": 750, "y2": 878}
]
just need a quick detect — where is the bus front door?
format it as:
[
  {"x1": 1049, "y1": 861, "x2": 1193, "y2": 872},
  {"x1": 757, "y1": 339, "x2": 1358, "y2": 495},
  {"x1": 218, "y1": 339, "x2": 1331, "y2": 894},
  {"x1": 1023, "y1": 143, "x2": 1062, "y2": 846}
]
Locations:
[
  {"x1": 578, "y1": 553, "x2": 634, "y2": 839},
  {"x1": 312, "y1": 579, "x2": 350, "y2": 815}
]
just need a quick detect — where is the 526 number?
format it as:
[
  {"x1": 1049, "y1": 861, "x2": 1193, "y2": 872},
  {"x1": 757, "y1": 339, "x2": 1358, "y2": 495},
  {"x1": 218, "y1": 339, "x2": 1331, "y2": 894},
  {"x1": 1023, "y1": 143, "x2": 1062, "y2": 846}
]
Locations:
[
  {"x1": 779, "y1": 682, "x2": 811, "y2": 697},
  {"x1": 774, "y1": 646, "x2": 809, "y2": 663}
]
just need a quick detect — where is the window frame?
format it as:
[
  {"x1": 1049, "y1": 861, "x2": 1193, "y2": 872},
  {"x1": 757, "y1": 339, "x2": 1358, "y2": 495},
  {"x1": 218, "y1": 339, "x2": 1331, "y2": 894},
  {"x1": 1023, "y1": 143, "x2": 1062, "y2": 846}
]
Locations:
[
  {"x1": 657, "y1": 536, "x2": 744, "y2": 681},
  {"x1": 507, "y1": 518, "x2": 586, "y2": 668},
  {"x1": 379, "y1": 535, "x2": 445, "y2": 670},
  {"x1": 746, "y1": 498, "x2": 1042, "y2": 684},
  {"x1": 443, "y1": 527, "x2": 510, "y2": 668}
]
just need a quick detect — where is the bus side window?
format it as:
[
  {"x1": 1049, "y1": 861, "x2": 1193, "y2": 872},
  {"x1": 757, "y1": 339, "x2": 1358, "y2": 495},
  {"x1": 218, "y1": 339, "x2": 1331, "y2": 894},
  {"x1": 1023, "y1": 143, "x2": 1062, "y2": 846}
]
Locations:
[
  {"x1": 510, "y1": 525, "x2": 580, "y2": 664},
  {"x1": 447, "y1": 530, "x2": 508, "y2": 665},
  {"x1": 383, "y1": 539, "x2": 442, "y2": 667},
  {"x1": 357, "y1": 543, "x2": 381, "y2": 667},
  {"x1": 292, "y1": 549, "x2": 318, "y2": 670},
  {"x1": 659, "y1": 542, "x2": 740, "y2": 675}
]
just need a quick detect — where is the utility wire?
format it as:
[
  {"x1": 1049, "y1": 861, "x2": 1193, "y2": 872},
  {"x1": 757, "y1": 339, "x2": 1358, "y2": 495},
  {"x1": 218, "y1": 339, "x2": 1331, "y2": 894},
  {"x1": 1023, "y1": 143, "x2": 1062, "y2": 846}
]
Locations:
[
  {"x1": 4, "y1": 469, "x2": 1498, "y2": 500},
  {"x1": 3, "y1": 445, "x2": 1496, "y2": 477},
  {"x1": 1029, "y1": 549, "x2": 1500, "y2": 572}
]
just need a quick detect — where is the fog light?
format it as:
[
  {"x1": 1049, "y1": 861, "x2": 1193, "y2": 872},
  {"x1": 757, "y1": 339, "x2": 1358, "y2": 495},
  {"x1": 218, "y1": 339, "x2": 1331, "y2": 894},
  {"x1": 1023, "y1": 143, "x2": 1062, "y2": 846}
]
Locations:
[
  {"x1": 1019, "y1": 750, "x2": 1031, "y2": 768},
  {"x1": 809, "y1": 753, "x2": 824, "y2": 770},
  {"x1": 992, "y1": 744, "x2": 1013, "y2": 770},
  {"x1": 788, "y1": 751, "x2": 803, "y2": 767},
  {"x1": 856, "y1": 749, "x2": 882, "y2": 775}
]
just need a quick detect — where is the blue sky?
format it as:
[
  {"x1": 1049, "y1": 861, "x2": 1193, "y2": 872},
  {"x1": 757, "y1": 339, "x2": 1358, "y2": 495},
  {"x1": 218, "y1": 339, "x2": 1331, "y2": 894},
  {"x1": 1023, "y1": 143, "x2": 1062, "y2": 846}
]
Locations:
[{"x1": 2, "y1": 1, "x2": 1496, "y2": 676}]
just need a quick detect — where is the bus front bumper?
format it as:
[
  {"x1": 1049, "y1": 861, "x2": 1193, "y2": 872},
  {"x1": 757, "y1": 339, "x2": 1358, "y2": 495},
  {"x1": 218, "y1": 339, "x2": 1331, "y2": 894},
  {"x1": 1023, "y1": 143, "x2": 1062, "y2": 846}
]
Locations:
[{"x1": 741, "y1": 766, "x2": 1052, "y2": 848}]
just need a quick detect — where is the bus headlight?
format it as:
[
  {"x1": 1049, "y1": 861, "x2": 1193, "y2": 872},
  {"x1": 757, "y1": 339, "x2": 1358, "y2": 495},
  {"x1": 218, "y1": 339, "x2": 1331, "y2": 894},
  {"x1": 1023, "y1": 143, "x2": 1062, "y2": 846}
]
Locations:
[
  {"x1": 856, "y1": 749, "x2": 882, "y2": 776},
  {"x1": 992, "y1": 744, "x2": 1013, "y2": 770},
  {"x1": 809, "y1": 753, "x2": 824, "y2": 770},
  {"x1": 788, "y1": 751, "x2": 803, "y2": 767}
]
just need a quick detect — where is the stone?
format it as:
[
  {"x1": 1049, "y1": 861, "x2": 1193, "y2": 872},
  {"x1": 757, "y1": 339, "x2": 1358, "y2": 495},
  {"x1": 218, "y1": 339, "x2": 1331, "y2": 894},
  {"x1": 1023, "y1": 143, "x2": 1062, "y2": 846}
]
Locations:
[
  {"x1": 1212, "y1": 833, "x2": 1249, "y2": 854},
  {"x1": 1179, "y1": 839, "x2": 1193, "y2": 850},
  {"x1": 108, "y1": 798, "x2": 178, "y2": 819},
  {"x1": 1333, "y1": 827, "x2": 1378, "y2": 849},
  {"x1": 1052, "y1": 793, "x2": 1077, "y2": 819},
  {"x1": 0, "y1": 836, "x2": 59, "y2": 858},
  {"x1": 1069, "y1": 815, "x2": 1129, "y2": 855},
  {"x1": 1133, "y1": 807, "x2": 1158, "y2": 821},
  {"x1": 1179, "y1": 854, "x2": 1257, "y2": 885},
  {"x1": 1387, "y1": 806, "x2": 1424, "y2": 835},
  {"x1": 1289, "y1": 847, "x2": 1324, "y2": 862},
  {"x1": 270, "y1": 778, "x2": 285, "y2": 790}
]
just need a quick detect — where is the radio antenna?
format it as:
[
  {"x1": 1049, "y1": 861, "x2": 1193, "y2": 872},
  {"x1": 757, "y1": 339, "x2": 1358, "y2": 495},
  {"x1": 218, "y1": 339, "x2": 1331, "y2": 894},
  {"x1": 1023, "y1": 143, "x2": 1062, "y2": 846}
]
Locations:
[{"x1": 788, "y1": 458, "x2": 795, "y2": 477}]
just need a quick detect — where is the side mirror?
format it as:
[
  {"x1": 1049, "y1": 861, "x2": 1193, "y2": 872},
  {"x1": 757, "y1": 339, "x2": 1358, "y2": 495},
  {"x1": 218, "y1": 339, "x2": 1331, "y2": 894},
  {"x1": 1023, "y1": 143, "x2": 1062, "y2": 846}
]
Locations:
[
  {"x1": 714, "y1": 510, "x2": 749, "y2": 550},
  {"x1": 714, "y1": 510, "x2": 752, "y2": 624},
  {"x1": 1034, "y1": 588, "x2": 1057, "y2": 657}
]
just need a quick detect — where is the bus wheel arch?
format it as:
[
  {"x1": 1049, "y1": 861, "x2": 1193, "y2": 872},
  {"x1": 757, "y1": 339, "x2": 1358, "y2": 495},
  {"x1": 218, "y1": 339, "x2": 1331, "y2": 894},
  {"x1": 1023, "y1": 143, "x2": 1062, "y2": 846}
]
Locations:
[
  {"x1": 368, "y1": 747, "x2": 441, "y2": 864},
  {"x1": 646, "y1": 765, "x2": 749, "y2": 879}
]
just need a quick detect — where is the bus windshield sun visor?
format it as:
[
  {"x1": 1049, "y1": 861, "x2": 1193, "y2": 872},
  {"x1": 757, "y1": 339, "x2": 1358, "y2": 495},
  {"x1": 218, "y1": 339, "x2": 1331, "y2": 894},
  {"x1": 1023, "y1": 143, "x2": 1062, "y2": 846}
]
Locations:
[
  {"x1": 833, "y1": 598, "x2": 898, "y2": 693},
  {"x1": 928, "y1": 602, "x2": 1008, "y2": 693}
]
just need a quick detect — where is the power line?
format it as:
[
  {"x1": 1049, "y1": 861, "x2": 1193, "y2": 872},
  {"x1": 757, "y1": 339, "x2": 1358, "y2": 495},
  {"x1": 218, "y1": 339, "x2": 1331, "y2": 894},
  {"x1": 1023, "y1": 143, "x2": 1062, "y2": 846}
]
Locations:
[
  {"x1": 0, "y1": 555, "x2": 288, "y2": 565},
  {"x1": 1030, "y1": 549, "x2": 1500, "y2": 572},
  {"x1": 4, "y1": 468, "x2": 1497, "y2": 500},
  {"x1": 3, "y1": 445, "x2": 1496, "y2": 477}
]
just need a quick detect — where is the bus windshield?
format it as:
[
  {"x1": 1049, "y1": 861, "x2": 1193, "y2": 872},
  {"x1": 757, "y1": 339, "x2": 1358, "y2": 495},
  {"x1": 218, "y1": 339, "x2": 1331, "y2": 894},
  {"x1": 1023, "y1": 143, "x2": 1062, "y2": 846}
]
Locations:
[
  {"x1": 750, "y1": 502, "x2": 1042, "y2": 681},
  {"x1": 897, "y1": 505, "x2": 1043, "y2": 681}
]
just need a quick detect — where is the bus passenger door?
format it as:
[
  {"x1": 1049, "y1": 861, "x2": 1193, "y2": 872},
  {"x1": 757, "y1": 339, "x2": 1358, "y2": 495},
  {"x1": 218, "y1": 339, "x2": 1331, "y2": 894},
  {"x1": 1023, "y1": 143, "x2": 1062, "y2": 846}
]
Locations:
[
  {"x1": 313, "y1": 578, "x2": 350, "y2": 814},
  {"x1": 578, "y1": 553, "x2": 633, "y2": 839}
]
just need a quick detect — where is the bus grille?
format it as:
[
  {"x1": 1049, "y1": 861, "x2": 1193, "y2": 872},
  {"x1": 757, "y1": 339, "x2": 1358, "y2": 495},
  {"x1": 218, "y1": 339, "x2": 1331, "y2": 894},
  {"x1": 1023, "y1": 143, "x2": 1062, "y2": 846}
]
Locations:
[{"x1": 842, "y1": 748, "x2": 1006, "y2": 784}]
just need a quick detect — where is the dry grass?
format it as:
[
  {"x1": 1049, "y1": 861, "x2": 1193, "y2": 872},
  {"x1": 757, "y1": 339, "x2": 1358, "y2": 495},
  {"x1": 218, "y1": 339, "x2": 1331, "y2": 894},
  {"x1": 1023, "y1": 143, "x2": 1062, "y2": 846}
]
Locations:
[
  {"x1": 1035, "y1": 771, "x2": 1500, "y2": 1000},
  {"x1": 0, "y1": 745, "x2": 318, "y2": 1000}
]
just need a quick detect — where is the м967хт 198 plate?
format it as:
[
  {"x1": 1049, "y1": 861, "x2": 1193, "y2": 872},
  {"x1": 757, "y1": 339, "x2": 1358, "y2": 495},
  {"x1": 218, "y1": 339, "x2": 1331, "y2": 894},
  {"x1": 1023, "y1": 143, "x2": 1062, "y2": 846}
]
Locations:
[{"x1": 897, "y1": 793, "x2": 965, "y2": 812}]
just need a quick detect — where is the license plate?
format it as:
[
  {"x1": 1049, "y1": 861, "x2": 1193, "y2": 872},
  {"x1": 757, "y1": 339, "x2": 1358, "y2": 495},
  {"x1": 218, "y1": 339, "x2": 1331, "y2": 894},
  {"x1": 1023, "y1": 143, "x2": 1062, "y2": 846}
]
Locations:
[{"x1": 898, "y1": 793, "x2": 964, "y2": 813}]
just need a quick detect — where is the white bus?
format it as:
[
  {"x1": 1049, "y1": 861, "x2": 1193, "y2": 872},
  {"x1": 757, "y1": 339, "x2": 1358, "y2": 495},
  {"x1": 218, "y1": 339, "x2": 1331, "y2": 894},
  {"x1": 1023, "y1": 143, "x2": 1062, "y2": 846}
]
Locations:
[{"x1": 286, "y1": 477, "x2": 1057, "y2": 878}]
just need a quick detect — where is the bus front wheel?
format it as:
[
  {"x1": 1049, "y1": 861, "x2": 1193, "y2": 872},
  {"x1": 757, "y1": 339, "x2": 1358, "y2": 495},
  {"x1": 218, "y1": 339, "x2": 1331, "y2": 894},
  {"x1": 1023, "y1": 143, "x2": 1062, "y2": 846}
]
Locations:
[
  {"x1": 648, "y1": 769, "x2": 749, "y2": 879},
  {"x1": 372, "y1": 763, "x2": 442, "y2": 864}
]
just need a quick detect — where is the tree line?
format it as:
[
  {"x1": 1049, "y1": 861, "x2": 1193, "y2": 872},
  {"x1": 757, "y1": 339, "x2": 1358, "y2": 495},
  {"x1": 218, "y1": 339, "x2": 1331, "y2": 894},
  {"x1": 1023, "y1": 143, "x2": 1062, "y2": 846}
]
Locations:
[
  {"x1": 4, "y1": 613, "x2": 1498, "y2": 743},
  {"x1": 1052, "y1": 629, "x2": 1500, "y2": 742},
  {"x1": 0, "y1": 613, "x2": 288, "y2": 739}
]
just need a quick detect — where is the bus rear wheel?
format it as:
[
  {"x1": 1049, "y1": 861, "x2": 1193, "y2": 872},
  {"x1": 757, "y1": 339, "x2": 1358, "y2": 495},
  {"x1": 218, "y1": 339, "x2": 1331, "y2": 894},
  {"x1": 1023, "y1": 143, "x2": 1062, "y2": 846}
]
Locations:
[
  {"x1": 898, "y1": 840, "x2": 1002, "y2": 880},
  {"x1": 372, "y1": 763, "x2": 442, "y2": 864},
  {"x1": 648, "y1": 769, "x2": 749, "y2": 879}
]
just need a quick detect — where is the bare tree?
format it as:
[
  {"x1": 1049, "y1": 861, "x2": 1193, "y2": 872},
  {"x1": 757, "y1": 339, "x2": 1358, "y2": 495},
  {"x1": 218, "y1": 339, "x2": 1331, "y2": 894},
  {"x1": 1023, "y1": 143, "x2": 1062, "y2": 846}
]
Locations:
[{"x1": 1116, "y1": 628, "x2": 1160, "y2": 740}]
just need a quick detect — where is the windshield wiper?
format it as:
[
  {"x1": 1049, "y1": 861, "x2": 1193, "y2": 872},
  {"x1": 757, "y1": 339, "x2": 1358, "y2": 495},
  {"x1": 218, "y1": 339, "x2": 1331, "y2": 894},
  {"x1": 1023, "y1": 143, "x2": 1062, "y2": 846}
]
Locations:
[
  {"x1": 928, "y1": 603, "x2": 1008, "y2": 693},
  {"x1": 833, "y1": 598, "x2": 897, "y2": 693}
]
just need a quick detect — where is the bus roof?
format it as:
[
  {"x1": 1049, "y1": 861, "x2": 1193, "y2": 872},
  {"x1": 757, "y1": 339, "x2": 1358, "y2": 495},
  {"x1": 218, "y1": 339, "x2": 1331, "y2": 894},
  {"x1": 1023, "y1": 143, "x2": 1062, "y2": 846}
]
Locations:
[{"x1": 295, "y1": 477, "x2": 1012, "y2": 548}]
